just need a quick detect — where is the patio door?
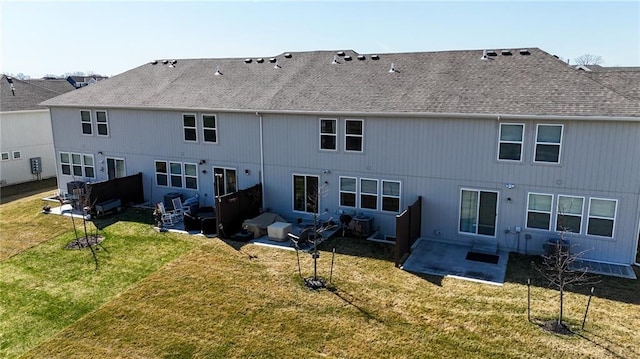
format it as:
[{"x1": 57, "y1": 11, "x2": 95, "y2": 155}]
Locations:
[
  {"x1": 213, "y1": 167, "x2": 237, "y2": 197},
  {"x1": 106, "y1": 158, "x2": 125, "y2": 180},
  {"x1": 459, "y1": 189, "x2": 498, "y2": 236}
]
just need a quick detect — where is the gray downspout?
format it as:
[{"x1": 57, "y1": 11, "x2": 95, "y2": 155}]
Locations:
[{"x1": 257, "y1": 112, "x2": 265, "y2": 209}]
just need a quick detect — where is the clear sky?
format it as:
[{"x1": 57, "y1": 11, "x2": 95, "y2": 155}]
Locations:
[{"x1": 1, "y1": 0, "x2": 639, "y2": 78}]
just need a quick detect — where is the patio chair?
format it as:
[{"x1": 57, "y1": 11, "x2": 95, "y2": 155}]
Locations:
[
  {"x1": 156, "y1": 202, "x2": 177, "y2": 226},
  {"x1": 171, "y1": 197, "x2": 190, "y2": 217}
]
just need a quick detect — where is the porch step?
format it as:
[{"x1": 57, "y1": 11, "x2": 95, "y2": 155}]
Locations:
[{"x1": 471, "y1": 238, "x2": 498, "y2": 255}]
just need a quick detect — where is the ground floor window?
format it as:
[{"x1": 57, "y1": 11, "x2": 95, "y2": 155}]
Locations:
[
  {"x1": 293, "y1": 174, "x2": 318, "y2": 213},
  {"x1": 107, "y1": 158, "x2": 126, "y2": 179},
  {"x1": 527, "y1": 193, "x2": 553, "y2": 230},
  {"x1": 155, "y1": 160, "x2": 198, "y2": 189},
  {"x1": 587, "y1": 198, "x2": 617, "y2": 238},
  {"x1": 60, "y1": 152, "x2": 94, "y2": 178},
  {"x1": 556, "y1": 195, "x2": 584, "y2": 233},
  {"x1": 381, "y1": 180, "x2": 401, "y2": 212},
  {"x1": 459, "y1": 189, "x2": 498, "y2": 236},
  {"x1": 339, "y1": 176, "x2": 356, "y2": 208}
]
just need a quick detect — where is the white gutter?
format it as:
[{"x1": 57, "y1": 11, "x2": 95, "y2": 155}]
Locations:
[
  {"x1": 41, "y1": 104, "x2": 640, "y2": 122},
  {"x1": 0, "y1": 109, "x2": 49, "y2": 115},
  {"x1": 256, "y1": 112, "x2": 265, "y2": 209}
]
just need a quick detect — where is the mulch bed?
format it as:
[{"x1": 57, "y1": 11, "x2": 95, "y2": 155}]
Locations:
[{"x1": 65, "y1": 235, "x2": 105, "y2": 250}]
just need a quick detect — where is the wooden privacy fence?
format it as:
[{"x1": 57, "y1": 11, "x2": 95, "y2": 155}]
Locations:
[
  {"x1": 216, "y1": 183, "x2": 262, "y2": 238},
  {"x1": 395, "y1": 196, "x2": 422, "y2": 267},
  {"x1": 87, "y1": 172, "x2": 145, "y2": 209}
]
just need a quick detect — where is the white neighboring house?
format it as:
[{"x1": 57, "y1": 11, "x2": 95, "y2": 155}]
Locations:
[{"x1": 0, "y1": 75, "x2": 75, "y2": 186}]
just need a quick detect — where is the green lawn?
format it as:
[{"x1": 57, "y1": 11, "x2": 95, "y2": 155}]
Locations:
[{"x1": 1, "y1": 190, "x2": 639, "y2": 358}]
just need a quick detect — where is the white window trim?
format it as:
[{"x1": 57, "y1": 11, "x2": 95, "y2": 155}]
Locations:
[
  {"x1": 182, "y1": 113, "x2": 198, "y2": 142},
  {"x1": 381, "y1": 180, "x2": 402, "y2": 213},
  {"x1": 59, "y1": 151, "x2": 95, "y2": 178},
  {"x1": 525, "y1": 192, "x2": 554, "y2": 231},
  {"x1": 80, "y1": 109, "x2": 93, "y2": 136},
  {"x1": 587, "y1": 197, "x2": 618, "y2": 238},
  {"x1": 202, "y1": 114, "x2": 218, "y2": 144},
  {"x1": 106, "y1": 157, "x2": 126, "y2": 179},
  {"x1": 95, "y1": 110, "x2": 109, "y2": 137},
  {"x1": 12, "y1": 150, "x2": 21, "y2": 160},
  {"x1": 534, "y1": 124, "x2": 563, "y2": 164},
  {"x1": 556, "y1": 195, "x2": 585, "y2": 234},
  {"x1": 497, "y1": 123, "x2": 524, "y2": 162},
  {"x1": 458, "y1": 188, "x2": 499, "y2": 238},
  {"x1": 359, "y1": 178, "x2": 379, "y2": 211},
  {"x1": 344, "y1": 119, "x2": 364, "y2": 153},
  {"x1": 319, "y1": 118, "x2": 338, "y2": 151},
  {"x1": 338, "y1": 176, "x2": 357, "y2": 208},
  {"x1": 292, "y1": 173, "x2": 320, "y2": 214},
  {"x1": 1, "y1": 152, "x2": 9, "y2": 161}
]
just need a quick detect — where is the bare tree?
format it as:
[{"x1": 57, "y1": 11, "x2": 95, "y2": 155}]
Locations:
[
  {"x1": 533, "y1": 230, "x2": 599, "y2": 332},
  {"x1": 574, "y1": 54, "x2": 604, "y2": 66}
]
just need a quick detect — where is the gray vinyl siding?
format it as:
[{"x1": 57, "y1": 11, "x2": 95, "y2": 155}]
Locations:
[{"x1": 49, "y1": 107, "x2": 640, "y2": 264}]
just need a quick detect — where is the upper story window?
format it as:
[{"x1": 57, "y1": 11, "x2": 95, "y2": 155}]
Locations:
[
  {"x1": 203, "y1": 115, "x2": 217, "y2": 143},
  {"x1": 534, "y1": 124, "x2": 563, "y2": 163},
  {"x1": 498, "y1": 123, "x2": 524, "y2": 161},
  {"x1": 81, "y1": 110, "x2": 92, "y2": 135},
  {"x1": 96, "y1": 111, "x2": 109, "y2": 136},
  {"x1": 320, "y1": 118, "x2": 337, "y2": 150},
  {"x1": 587, "y1": 198, "x2": 617, "y2": 238},
  {"x1": 526, "y1": 193, "x2": 553, "y2": 230},
  {"x1": 345, "y1": 119, "x2": 363, "y2": 152},
  {"x1": 556, "y1": 195, "x2": 584, "y2": 233},
  {"x1": 183, "y1": 114, "x2": 197, "y2": 142},
  {"x1": 293, "y1": 174, "x2": 319, "y2": 213},
  {"x1": 339, "y1": 176, "x2": 357, "y2": 208}
]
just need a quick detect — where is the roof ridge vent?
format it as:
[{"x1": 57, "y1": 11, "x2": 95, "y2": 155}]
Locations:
[
  {"x1": 332, "y1": 55, "x2": 339, "y2": 64},
  {"x1": 337, "y1": 51, "x2": 345, "y2": 56},
  {"x1": 371, "y1": 54, "x2": 379, "y2": 60},
  {"x1": 269, "y1": 57, "x2": 277, "y2": 63},
  {"x1": 357, "y1": 55, "x2": 366, "y2": 60},
  {"x1": 256, "y1": 58, "x2": 264, "y2": 63},
  {"x1": 244, "y1": 58, "x2": 252, "y2": 63},
  {"x1": 150, "y1": 60, "x2": 158, "y2": 65},
  {"x1": 519, "y1": 49, "x2": 530, "y2": 55},
  {"x1": 487, "y1": 50, "x2": 497, "y2": 57},
  {"x1": 501, "y1": 49, "x2": 512, "y2": 56},
  {"x1": 284, "y1": 53, "x2": 292, "y2": 58},
  {"x1": 214, "y1": 66, "x2": 223, "y2": 76},
  {"x1": 162, "y1": 60, "x2": 169, "y2": 65},
  {"x1": 344, "y1": 55, "x2": 352, "y2": 61}
]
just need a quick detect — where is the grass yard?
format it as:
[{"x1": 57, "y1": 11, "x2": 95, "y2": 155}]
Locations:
[{"x1": 2, "y1": 190, "x2": 639, "y2": 358}]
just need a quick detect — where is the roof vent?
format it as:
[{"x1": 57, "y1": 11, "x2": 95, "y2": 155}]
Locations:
[
  {"x1": 10, "y1": 83, "x2": 15, "y2": 96},
  {"x1": 487, "y1": 50, "x2": 497, "y2": 57},
  {"x1": 332, "y1": 55, "x2": 339, "y2": 65},
  {"x1": 6, "y1": 76, "x2": 13, "y2": 84},
  {"x1": 337, "y1": 51, "x2": 345, "y2": 56},
  {"x1": 344, "y1": 55, "x2": 352, "y2": 61},
  {"x1": 214, "y1": 66, "x2": 223, "y2": 76},
  {"x1": 519, "y1": 49, "x2": 530, "y2": 55},
  {"x1": 168, "y1": 60, "x2": 177, "y2": 68},
  {"x1": 284, "y1": 53, "x2": 292, "y2": 58},
  {"x1": 150, "y1": 60, "x2": 158, "y2": 65},
  {"x1": 244, "y1": 58, "x2": 252, "y2": 63},
  {"x1": 162, "y1": 60, "x2": 169, "y2": 64},
  {"x1": 481, "y1": 50, "x2": 489, "y2": 61},
  {"x1": 274, "y1": 60, "x2": 281, "y2": 69},
  {"x1": 256, "y1": 58, "x2": 264, "y2": 63},
  {"x1": 389, "y1": 63, "x2": 397, "y2": 73},
  {"x1": 501, "y1": 50, "x2": 512, "y2": 56},
  {"x1": 371, "y1": 54, "x2": 380, "y2": 60},
  {"x1": 269, "y1": 57, "x2": 277, "y2": 63},
  {"x1": 357, "y1": 55, "x2": 366, "y2": 61}
]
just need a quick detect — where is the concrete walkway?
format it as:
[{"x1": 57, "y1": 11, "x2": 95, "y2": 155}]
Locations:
[{"x1": 401, "y1": 238, "x2": 509, "y2": 286}]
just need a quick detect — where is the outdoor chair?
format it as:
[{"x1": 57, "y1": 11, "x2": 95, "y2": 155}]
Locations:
[
  {"x1": 157, "y1": 202, "x2": 180, "y2": 226},
  {"x1": 171, "y1": 197, "x2": 190, "y2": 218}
]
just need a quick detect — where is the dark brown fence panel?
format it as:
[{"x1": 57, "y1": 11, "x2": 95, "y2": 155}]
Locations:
[
  {"x1": 217, "y1": 184, "x2": 262, "y2": 238},
  {"x1": 87, "y1": 173, "x2": 144, "y2": 208},
  {"x1": 395, "y1": 196, "x2": 422, "y2": 267}
]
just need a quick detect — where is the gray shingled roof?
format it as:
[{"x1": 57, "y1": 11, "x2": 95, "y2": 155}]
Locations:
[
  {"x1": 1, "y1": 75, "x2": 75, "y2": 112},
  {"x1": 41, "y1": 48, "x2": 640, "y2": 117},
  {"x1": 582, "y1": 67, "x2": 640, "y2": 101}
]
